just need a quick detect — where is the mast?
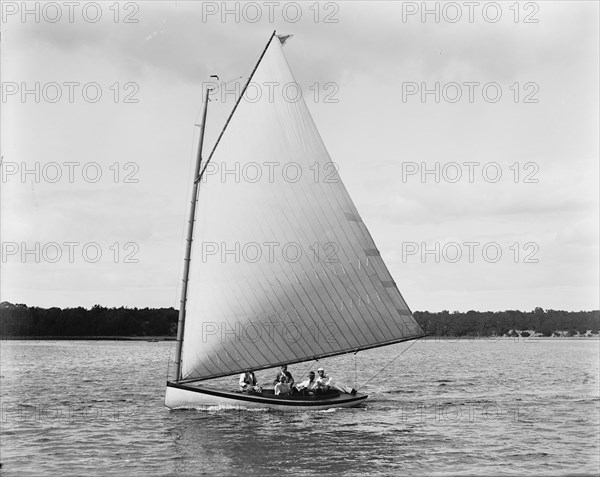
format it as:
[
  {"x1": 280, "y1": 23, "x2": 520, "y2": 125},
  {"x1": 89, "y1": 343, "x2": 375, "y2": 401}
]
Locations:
[
  {"x1": 173, "y1": 85, "x2": 211, "y2": 382},
  {"x1": 173, "y1": 31, "x2": 280, "y2": 382}
]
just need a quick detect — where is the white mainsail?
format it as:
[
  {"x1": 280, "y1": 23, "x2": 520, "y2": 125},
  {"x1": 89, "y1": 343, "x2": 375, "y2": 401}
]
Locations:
[{"x1": 180, "y1": 35, "x2": 424, "y2": 381}]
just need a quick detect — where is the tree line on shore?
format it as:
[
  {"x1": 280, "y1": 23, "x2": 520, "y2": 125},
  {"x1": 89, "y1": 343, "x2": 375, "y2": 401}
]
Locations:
[
  {"x1": 413, "y1": 308, "x2": 599, "y2": 337},
  {"x1": 0, "y1": 302, "x2": 598, "y2": 338}
]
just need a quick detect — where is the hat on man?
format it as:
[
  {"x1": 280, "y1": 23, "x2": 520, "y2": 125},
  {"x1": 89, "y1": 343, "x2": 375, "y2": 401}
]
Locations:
[{"x1": 317, "y1": 367, "x2": 324, "y2": 372}]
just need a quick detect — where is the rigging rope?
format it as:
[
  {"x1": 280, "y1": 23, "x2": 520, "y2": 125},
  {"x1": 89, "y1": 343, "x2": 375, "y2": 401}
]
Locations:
[
  {"x1": 356, "y1": 337, "x2": 422, "y2": 391},
  {"x1": 354, "y1": 352, "x2": 357, "y2": 389},
  {"x1": 295, "y1": 360, "x2": 318, "y2": 383}
]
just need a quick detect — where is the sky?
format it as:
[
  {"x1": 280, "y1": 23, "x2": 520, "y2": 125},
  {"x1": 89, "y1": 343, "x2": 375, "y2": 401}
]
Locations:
[{"x1": 1, "y1": 1, "x2": 598, "y2": 312}]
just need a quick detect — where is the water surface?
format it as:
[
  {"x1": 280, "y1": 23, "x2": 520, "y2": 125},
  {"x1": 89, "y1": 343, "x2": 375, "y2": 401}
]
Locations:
[{"x1": 1, "y1": 338, "x2": 598, "y2": 475}]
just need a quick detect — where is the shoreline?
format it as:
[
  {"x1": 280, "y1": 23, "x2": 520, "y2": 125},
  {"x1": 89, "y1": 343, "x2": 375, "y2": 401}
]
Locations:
[
  {"x1": 0, "y1": 336, "x2": 176, "y2": 341},
  {"x1": 1, "y1": 336, "x2": 598, "y2": 341},
  {"x1": 421, "y1": 335, "x2": 600, "y2": 340}
]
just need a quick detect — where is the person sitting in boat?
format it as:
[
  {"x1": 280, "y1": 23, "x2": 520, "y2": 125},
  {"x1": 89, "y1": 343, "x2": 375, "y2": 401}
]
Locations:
[
  {"x1": 273, "y1": 365, "x2": 294, "y2": 387},
  {"x1": 239, "y1": 371, "x2": 262, "y2": 393},
  {"x1": 315, "y1": 367, "x2": 333, "y2": 391},
  {"x1": 315, "y1": 367, "x2": 357, "y2": 395},
  {"x1": 295, "y1": 371, "x2": 319, "y2": 395},
  {"x1": 274, "y1": 375, "x2": 292, "y2": 396}
]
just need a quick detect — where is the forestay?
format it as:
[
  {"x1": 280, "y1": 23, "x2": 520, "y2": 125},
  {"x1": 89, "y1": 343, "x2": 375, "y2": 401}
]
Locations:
[{"x1": 181, "y1": 36, "x2": 424, "y2": 381}]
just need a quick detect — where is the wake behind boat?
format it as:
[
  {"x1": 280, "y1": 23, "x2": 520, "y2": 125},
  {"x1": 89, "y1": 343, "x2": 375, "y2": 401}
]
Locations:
[{"x1": 164, "y1": 31, "x2": 425, "y2": 411}]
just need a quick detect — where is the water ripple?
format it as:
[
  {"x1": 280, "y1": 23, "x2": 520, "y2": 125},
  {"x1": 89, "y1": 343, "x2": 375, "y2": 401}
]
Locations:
[{"x1": 1, "y1": 339, "x2": 599, "y2": 475}]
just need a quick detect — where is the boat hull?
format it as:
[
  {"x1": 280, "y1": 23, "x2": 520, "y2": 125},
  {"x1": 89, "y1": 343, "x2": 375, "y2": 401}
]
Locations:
[{"x1": 165, "y1": 381, "x2": 368, "y2": 411}]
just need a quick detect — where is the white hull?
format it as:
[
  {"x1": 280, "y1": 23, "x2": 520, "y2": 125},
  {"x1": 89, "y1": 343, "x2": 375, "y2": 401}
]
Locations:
[{"x1": 165, "y1": 381, "x2": 368, "y2": 411}]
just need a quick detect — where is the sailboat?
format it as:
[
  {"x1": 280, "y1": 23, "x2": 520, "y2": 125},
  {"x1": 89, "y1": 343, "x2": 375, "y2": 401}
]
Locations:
[{"x1": 164, "y1": 31, "x2": 425, "y2": 410}]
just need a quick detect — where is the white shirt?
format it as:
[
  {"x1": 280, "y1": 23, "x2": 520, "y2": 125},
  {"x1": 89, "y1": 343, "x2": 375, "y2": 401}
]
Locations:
[
  {"x1": 297, "y1": 378, "x2": 318, "y2": 390},
  {"x1": 316, "y1": 372, "x2": 332, "y2": 387},
  {"x1": 274, "y1": 382, "x2": 291, "y2": 395},
  {"x1": 239, "y1": 372, "x2": 256, "y2": 388}
]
